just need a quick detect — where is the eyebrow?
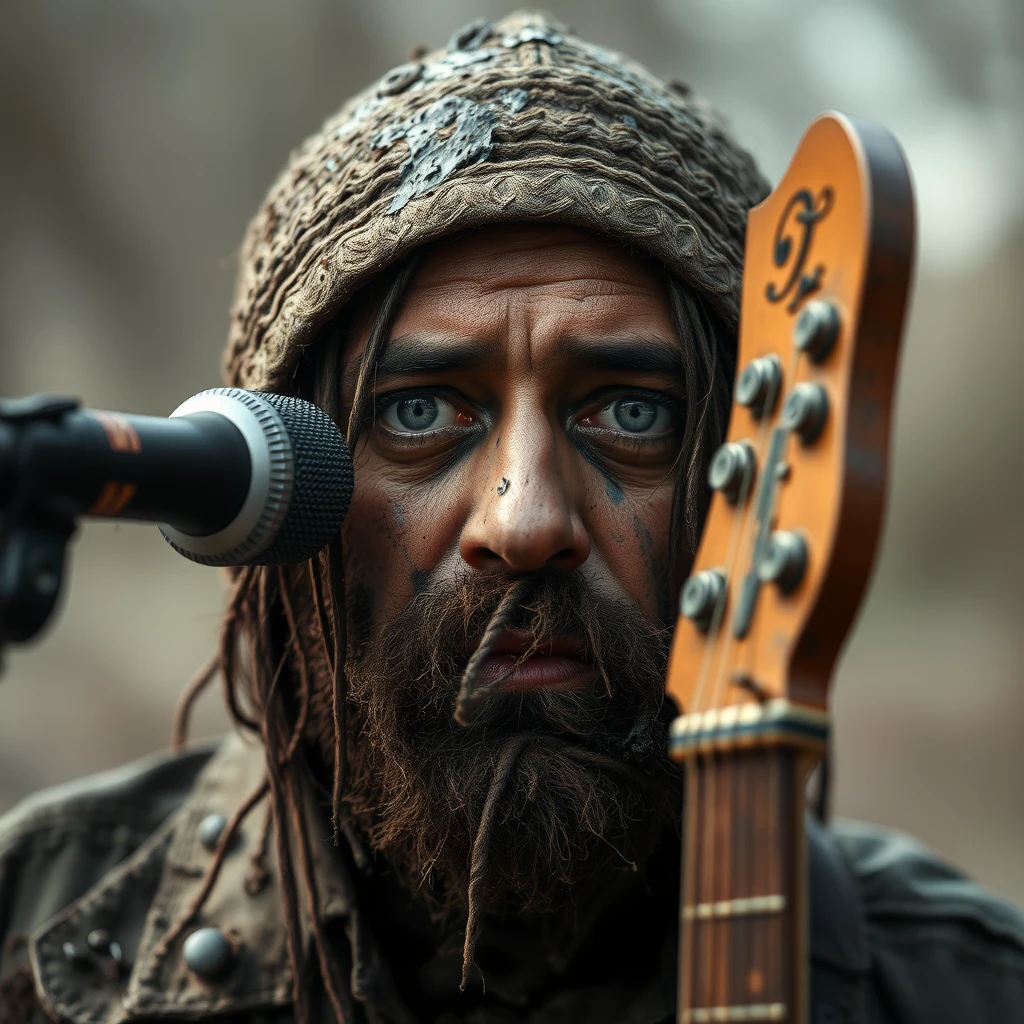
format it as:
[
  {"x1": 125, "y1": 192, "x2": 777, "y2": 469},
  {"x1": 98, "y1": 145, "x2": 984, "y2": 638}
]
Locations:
[
  {"x1": 554, "y1": 335, "x2": 684, "y2": 378},
  {"x1": 341, "y1": 335, "x2": 488, "y2": 404},
  {"x1": 344, "y1": 331, "x2": 684, "y2": 400},
  {"x1": 373, "y1": 335, "x2": 491, "y2": 378}
]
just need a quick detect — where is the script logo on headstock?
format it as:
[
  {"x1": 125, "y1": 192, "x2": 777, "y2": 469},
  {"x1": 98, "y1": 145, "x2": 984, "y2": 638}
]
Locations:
[{"x1": 765, "y1": 187, "x2": 834, "y2": 314}]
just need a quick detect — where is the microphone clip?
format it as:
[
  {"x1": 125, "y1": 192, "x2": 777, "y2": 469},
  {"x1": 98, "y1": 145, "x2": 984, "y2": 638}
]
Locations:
[{"x1": 0, "y1": 395, "x2": 82, "y2": 668}]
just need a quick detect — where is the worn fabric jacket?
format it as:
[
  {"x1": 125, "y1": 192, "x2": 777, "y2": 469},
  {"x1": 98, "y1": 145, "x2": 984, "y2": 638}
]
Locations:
[{"x1": 1, "y1": 735, "x2": 1023, "y2": 1024}]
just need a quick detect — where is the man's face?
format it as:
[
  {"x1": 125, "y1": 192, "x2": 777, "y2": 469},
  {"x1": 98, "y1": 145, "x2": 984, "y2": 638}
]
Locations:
[
  {"x1": 341, "y1": 224, "x2": 683, "y2": 639},
  {"x1": 332, "y1": 224, "x2": 686, "y2": 916}
]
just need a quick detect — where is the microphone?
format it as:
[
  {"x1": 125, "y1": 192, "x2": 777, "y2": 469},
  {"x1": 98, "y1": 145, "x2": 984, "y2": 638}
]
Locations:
[{"x1": 0, "y1": 388, "x2": 354, "y2": 567}]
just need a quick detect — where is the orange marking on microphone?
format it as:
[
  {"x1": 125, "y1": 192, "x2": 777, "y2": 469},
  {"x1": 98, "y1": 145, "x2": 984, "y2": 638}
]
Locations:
[
  {"x1": 93, "y1": 410, "x2": 142, "y2": 453},
  {"x1": 89, "y1": 481, "x2": 136, "y2": 517}
]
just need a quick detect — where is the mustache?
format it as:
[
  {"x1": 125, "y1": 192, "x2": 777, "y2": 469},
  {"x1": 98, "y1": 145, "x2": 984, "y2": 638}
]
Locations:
[{"x1": 347, "y1": 567, "x2": 675, "y2": 761}]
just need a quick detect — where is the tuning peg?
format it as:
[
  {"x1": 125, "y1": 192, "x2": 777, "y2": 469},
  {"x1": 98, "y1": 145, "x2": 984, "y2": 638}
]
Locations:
[
  {"x1": 781, "y1": 382, "x2": 829, "y2": 443},
  {"x1": 680, "y1": 568, "x2": 726, "y2": 632},
  {"x1": 736, "y1": 355, "x2": 782, "y2": 418},
  {"x1": 708, "y1": 441, "x2": 756, "y2": 503},
  {"x1": 793, "y1": 299, "x2": 839, "y2": 362},
  {"x1": 757, "y1": 531, "x2": 807, "y2": 593}
]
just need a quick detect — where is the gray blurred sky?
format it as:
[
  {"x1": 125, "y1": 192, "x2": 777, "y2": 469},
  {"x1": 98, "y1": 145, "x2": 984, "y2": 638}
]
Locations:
[{"x1": 1, "y1": 0, "x2": 1023, "y2": 903}]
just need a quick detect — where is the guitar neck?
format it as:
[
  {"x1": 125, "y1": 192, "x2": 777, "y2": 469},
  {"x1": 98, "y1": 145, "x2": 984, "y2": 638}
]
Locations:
[{"x1": 678, "y1": 746, "x2": 812, "y2": 1024}]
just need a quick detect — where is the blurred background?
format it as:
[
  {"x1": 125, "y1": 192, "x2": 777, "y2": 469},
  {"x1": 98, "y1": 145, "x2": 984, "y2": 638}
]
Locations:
[{"x1": 2, "y1": 0, "x2": 1022, "y2": 903}]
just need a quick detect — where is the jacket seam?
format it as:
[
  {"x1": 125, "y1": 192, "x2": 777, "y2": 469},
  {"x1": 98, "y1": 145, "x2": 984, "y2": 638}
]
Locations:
[{"x1": 0, "y1": 811, "x2": 167, "y2": 860}]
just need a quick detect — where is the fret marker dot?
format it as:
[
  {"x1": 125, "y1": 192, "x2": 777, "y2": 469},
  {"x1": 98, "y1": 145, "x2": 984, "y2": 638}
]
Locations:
[{"x1": 747, "y1": 966, "x2": 765, "y2": 995}]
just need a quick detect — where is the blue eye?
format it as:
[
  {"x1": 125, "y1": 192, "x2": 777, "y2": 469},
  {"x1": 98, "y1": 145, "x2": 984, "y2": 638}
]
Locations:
[
  {"x1": 380, "y1": 394, "x2": 470, "y2": 433},
  {"x1": 579, "y1": 396, "x2": 674, "y2": 437},
  {"x1": 395, "y1": 396, "x2": 438, "y2": 430},
  {"x1": 613, "y1": 399, "x2": 658, "y2": 433}
]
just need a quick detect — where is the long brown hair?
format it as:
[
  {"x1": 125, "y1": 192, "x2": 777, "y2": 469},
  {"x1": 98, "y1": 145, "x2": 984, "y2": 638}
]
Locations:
[{"x1": 168, "y1": 251, "x2": 733, "y2": 1023}]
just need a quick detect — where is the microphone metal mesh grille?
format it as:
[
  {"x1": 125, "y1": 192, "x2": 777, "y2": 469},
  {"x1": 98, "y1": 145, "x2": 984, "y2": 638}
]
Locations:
[{"x1": 252, "y1": 392, "x2": 353, "y2": 565}]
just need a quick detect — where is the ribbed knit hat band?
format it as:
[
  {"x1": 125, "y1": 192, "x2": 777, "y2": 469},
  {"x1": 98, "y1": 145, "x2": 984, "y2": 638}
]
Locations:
[{"x1": 225, "y1": 10, "x2": 769, "y2": 391}]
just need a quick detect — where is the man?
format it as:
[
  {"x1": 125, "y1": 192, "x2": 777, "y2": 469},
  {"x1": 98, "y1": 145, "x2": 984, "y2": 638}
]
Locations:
[{"x1": 1, "y1": 11, "x2": 1023, "y2": 1024}]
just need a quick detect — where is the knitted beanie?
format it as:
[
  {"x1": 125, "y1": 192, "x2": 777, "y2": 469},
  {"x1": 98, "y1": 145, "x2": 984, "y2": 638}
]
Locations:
[{"x1": 224, "y1": 10, "x2": 770, "y2": 391}]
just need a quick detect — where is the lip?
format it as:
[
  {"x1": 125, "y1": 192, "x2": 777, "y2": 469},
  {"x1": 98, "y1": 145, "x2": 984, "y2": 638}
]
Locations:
[{"x1": 468, "y1": 629, "x2": 595, "y2": 693}]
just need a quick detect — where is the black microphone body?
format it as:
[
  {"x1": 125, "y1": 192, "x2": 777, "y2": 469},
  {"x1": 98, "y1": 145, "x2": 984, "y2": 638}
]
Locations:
[
  {"x1": 0, "y1": 388, "x2": 353, "y2": 567},
  {"x1": 0, "y1": 404, "x2": 251, "y2": 536}
]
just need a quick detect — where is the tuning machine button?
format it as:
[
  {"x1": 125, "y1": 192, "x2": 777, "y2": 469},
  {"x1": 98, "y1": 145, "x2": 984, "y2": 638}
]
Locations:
[
  {"x1": 736, "y1": 355, "x2": 782, "y2": 418},
  {"x1": 793, "y1": 300, "x2": 839, "y2": 362},
  {"x1": 782, "y1": 383, "x2": 829, "y2": 443},
  {"x1": 757, "y1": 531, "x2": 807, "y2": 594},
  {"x1": 680, "y1": 569, "x2": 726, "y2": 632},
  {"x1": 708, "y1": 441, "x2": 756, "y2": 503}
]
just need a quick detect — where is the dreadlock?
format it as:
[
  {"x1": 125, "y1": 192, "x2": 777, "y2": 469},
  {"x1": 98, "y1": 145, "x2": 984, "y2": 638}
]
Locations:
[{"x1": 168, "y1": 247, "x2": 732, "y2": 1023}]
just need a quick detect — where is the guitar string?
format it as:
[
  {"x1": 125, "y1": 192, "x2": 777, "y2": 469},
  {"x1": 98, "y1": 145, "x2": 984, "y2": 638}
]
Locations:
[
  {"x1": 726, "y1": 347, "x2": 805, "y2": 699},
  {"x1": 707, "y1": 346, "x2": 798, "y2": 713},
  {"x1": 725, "y1": 347, "x2": 801, "y2": 1014},
  {"x1": 700, "y1": 751, "x2": 716, "y2": 1010},
  {"x1": 732, "y1": 346, "x2": 805, "y2": 1012},
  {"x1": 687, "y1": 339, "x2": 801, "y2": 1018},
  {"x1": 680, "y1": 761, "x2": 700, "y2": 1016},
  {"x1": 768, "y1": 744, "x2": 782, "y2": 1006},
  {"x1": 699, "y1": 348, "x2": 789, "y2": 1016},
  {"x1": 681, "y1": 349, "x2": 780, "y2": 1018},
  {"x1": 724, "y1": 750, "x2": 737, "y2": 1010},
  {"x1": 737, "y1": 745, "x2": 751, "y2": 1010}
]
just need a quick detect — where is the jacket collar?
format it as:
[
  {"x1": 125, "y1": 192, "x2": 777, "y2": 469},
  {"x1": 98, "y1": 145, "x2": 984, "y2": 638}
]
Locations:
[{"x1": 30, "y1": 733, "x2": 362, "y2": 1023}]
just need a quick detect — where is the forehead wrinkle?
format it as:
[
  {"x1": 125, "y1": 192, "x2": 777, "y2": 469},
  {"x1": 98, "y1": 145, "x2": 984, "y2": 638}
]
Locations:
[
  {"x1": 409, "y1": 249, "x2": 664, "y2": 300},
  {"x1": 410, "y1": 269, "x2": 664, "y2": 299}
]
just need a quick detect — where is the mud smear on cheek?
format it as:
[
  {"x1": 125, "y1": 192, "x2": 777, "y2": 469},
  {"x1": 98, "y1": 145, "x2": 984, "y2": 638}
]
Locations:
[
  {"x1": 632, "y1": 514, "x2": 654, "y2": 556},
  {"x1": 633, "y1": 513, "x2": 671, "y2": 626},
  {"x1": 605, "y1": 478, "x2": 625, "y2": 506}
]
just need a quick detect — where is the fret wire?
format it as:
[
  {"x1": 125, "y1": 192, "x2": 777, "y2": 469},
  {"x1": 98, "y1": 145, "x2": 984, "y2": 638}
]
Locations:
[
  {"x1": 682, "y1": 1001, "x2": 787, "y2": 1023},
  {"x1": 683, "y1": 893, "x2": 788, "y2": 920}
]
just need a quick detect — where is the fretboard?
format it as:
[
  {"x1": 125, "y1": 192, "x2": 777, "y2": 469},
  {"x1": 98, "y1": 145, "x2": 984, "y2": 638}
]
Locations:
[{"x1": 677, "y1": 747, "x2": 809, "y2": 1024}]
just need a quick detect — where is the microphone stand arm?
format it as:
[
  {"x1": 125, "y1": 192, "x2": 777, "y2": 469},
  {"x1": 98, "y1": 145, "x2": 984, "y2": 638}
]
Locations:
[{"x1": 0, "y1": 395, "x2": 82, "y2": 673}]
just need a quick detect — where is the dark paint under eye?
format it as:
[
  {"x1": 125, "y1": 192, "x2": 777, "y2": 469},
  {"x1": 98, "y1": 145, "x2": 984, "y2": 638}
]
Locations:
[
  {"x1": 396, "y1": 396, "x2": 439, "y2": 430},
  {"x1": 614, "y1": 398, "x2": 658, "y2": 432}
]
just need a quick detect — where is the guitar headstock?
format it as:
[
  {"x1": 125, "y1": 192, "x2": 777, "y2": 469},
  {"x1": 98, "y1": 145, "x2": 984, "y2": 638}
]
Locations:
[{"x1": 666, "y1": 113, "x2": 915, "y2": 756}]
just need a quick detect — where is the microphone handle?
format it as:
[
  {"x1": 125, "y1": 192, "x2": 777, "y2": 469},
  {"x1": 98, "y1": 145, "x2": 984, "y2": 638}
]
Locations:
[{"x1": 0, "y1": 408, "x2": 250, "y2": 536}]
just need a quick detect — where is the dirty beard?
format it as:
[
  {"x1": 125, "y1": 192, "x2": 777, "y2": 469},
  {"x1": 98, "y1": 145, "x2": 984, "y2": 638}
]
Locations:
[{"x1": 329, "y1": 571, "x2": 681, "y2": 933}]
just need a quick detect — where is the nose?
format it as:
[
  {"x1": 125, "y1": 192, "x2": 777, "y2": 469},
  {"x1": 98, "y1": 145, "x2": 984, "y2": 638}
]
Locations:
[{"x1": 459, "y1": 415, "x2": 591, "y2": 573}]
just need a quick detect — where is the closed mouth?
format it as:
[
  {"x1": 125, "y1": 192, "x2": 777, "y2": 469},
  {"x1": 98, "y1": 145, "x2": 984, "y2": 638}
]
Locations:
[{"x1": 467, "y1": 629, "x2": 596, "y2": 693}]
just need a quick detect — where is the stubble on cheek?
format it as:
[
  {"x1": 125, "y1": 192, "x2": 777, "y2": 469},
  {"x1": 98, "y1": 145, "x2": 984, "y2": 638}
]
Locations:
[{"x1": 342, "y1": 482, "x2": 424, "y2": 634}]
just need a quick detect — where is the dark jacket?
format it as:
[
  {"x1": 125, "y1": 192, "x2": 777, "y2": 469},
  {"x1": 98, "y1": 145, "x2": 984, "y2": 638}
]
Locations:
[{"x1": 1, "y1": 735, "x2": 1023, "y2": 1023}]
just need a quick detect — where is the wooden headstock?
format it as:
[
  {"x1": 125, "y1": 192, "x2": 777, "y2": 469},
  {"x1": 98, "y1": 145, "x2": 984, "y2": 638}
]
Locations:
[
  {"x1": 669, "y1": 112, "x2": 915, "y2": 1024},
  {"x1": 666, "y1": 112, "x2": 915, "y2": 742}
]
